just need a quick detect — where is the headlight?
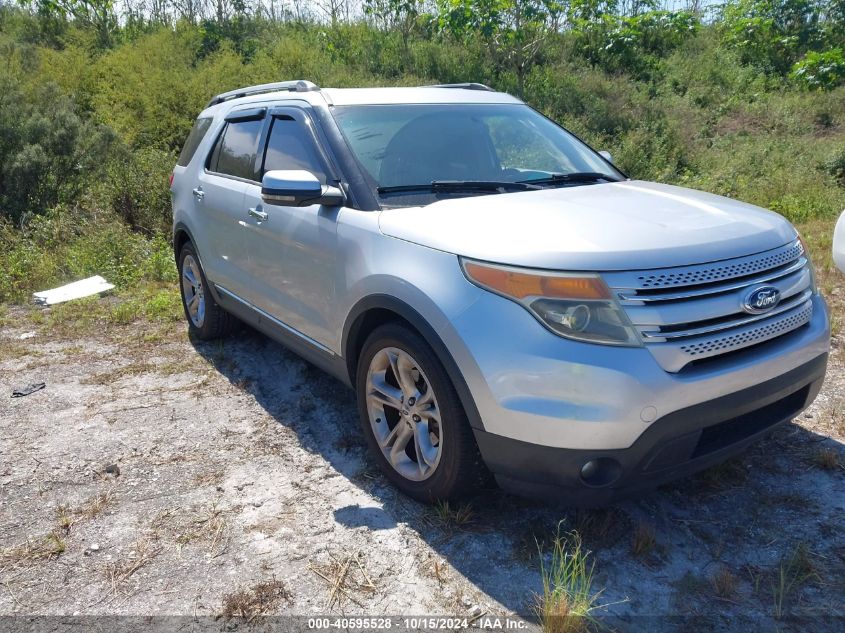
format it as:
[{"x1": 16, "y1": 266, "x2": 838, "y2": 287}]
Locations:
[{"x1": 461, "y1": 259, "x2": 642, "y2": 347}]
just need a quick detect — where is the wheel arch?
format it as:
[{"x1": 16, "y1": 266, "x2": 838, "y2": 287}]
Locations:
[
  {"x1": 173, "y1": 222, "x2": 195, "y2": 261},
  {"x1": 342, "y1": 294, "x2": 485, "y2": 431},
  {"x1": 172, "y1": 223, "x2": 226, "y2": 306}
]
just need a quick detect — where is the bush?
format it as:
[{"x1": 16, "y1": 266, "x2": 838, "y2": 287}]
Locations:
[
  {"x1": 719, "y1": 0, "x2": 824, "y2": 75},
  {"x1": 94, "y1": 147, "x2": 175, "y2": 236},
  {"x1": 0, "y1": 79, "x2": 117, "y2": 225},
  {"x1": 571, "y1": 10, "x2": 699, "y2": 79},
  {"x1": 2, "y1": 5, "x2": 845, "y2": 306},
  {"x1": 825, "y1": 146, "x2": 845, "y2": 185},
  {"x1": 0, "y1": 206, "x2": 175, "y2": 302},
  {"x1": 792, "y1": 49, "x2": 845, "y2": 90}
]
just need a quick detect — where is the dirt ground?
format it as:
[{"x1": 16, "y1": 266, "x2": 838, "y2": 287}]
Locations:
[{"x1": 1, "y1": 294, "x2": 844, "y2": 632}]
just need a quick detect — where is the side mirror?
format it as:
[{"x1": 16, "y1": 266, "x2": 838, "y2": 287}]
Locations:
[
  {"x1": 261, "y1": 170, "x2": 345, "y2": 207},
  {"x1": 599, "y1": 150, "x2": 613, "y2": 163}
]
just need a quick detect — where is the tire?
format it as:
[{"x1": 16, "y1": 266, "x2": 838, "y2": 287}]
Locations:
[
  {"x1": 356, "y1": 322, "x2": 488, "y2": 502},
  {"x1": 178, "y1": 242, "x2": 235, "y2": 340}
]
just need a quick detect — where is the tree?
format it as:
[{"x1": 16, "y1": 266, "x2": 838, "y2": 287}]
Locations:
[
  {"x1": 437, "y1": 0, "x2": 563, "y2": 95},
  {"x1": 20, "y1": 0, "x2": 117, "y2": 46},
  {"x1": 364, "y1": 0, "x2": 421, "y2": 62},
  {"x1": 720, "y1": 0, "x2": 824, "y2": 74},
  {"x1": 0, "y1": 81, "x2": 116, "y2": 225}
]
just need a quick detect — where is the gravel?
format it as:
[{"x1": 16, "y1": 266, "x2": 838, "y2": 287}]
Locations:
[{"x1": 1, "y1": 308, "x2": 843, "y2": 630}]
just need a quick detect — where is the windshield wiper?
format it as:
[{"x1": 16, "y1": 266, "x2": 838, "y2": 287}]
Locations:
[
  {"x1": 518, "y1": 172, "x2": 620, "y2": 185},
  {"x1": 377, "y1": 180, "x2": 543, "y2": 195}
]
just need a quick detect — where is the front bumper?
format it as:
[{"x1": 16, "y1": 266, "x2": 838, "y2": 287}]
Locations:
[
  {"x1": 447, "y1": 291, "x2": 829, "y2": 446},
  {"x1": 441, "y1": 287, "x2": 830, "y2": 503},
  {"x1": 474, "y1": 353, "x2": 827, "y2": 505}
]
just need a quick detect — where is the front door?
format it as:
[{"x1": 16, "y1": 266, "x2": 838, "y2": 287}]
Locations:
[{"x1": 241, "y1": 107, "x2": 341, "y2": 350}]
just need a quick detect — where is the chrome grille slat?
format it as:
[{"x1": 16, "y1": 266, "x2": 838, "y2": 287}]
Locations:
[
  {"x1": 646, "y1": 302, "x2": 813, "y2": 372},
  {"x1": 625, "y1": 267, "x2": 810, "y2": 328},
  {"x1": 677, "y1": 303, "x2": 812, "y2": 358},
  {"x1": 616, "y1": 257, "x2": 807, "y2": 303},
  {"x1": 604, "y1": 239, "x2": 814, "y2": 372},
  {"x1": 640, "y1": 291, "x2": 812, "y2": 341},
  {"x1": 608, "y1": 240, "x2": 803, "y2": 290}
]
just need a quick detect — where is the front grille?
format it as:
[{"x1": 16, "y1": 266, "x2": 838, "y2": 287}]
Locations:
[
  {"x1": 603, "y1": 240, "x2": 814, "y2": 372},
  {"x1": 678, "y1": 303, "x2": 812, "y2": 357},
  {"x1": 634, "y1": 242, "x2": 804, "y2": 289}
]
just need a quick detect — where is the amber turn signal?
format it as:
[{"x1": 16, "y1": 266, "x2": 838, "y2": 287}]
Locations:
[{"x1": 463, "y1": 261, "x2": 611, "y2": 300}]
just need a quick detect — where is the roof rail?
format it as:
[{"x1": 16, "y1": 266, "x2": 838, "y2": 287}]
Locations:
[
  {"x1": 428, "y1": 83, "x2": 495, "y2": 92},
  {"x1": 206, "y1": 80, "x2": 320, "y2": 108}
]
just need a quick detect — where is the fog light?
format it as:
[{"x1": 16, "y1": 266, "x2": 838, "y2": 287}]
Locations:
[{"x1": 579, "y1": 457, "x2": 622, "y2": 487}]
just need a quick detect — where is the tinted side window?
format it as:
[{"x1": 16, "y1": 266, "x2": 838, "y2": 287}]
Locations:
[
  {"x1": 262, "y1": 117, "x2": 327, "y2": 184},
  {"x1": 211, "y1": 119, "x2": 263, "y2": 180},
  {"x1": 177, "y1": 117, "x2": 212, "y2": 167}
]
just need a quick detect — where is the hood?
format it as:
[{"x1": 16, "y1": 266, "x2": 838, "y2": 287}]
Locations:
[{"x1": 378, "y1": 180, "x2": 797, "y2": 271}]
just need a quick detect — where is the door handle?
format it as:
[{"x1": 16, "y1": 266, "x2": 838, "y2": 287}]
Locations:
[
  {"x1": 248, "y1": 207, "x2": 268, "y2": 222},
  {"x1": 192, "y1": 188, "x2": 204, "y2": 200}
]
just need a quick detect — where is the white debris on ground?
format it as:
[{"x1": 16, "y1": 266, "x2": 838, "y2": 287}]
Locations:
[{"x1": 32, "y1": 275, "x2": 115, "y2": 306}]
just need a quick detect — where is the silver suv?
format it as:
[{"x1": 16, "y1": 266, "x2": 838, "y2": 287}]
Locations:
[{"x1": 171, "y1": 80, "x2": 830, "y2": 504}]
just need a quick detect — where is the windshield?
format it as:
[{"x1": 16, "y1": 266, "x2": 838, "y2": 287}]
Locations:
[{"x1": 332, "y1": 103, "x2": 623, "y2": 206}]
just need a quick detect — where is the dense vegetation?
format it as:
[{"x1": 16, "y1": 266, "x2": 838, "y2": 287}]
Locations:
[{"x1": 1, "y1": 0, "x2": 844, "y2": 301}]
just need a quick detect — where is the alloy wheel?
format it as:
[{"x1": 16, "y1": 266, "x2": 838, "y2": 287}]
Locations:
[
  {"x1": 181, "y1": 254, "x2": 206, "y2": 328},
  {"x1": 365, "y1": 347, "x2": 443, "y2": 481}
]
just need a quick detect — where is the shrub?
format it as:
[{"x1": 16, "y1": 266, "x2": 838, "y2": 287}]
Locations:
[
  {"x1": 0, "y1": 207, "x2": 175, "y2": 302},
  {"x1": 824, "y1": 146, "x2": 845, "y2": 185},
  {"x1": 95, "y1": 147, "x2": 176, "y2": 236},
  {"x1": 719, "y1": 0, "x2": 824, "y2": 75},
  {"x1": 0, "y1": 79, "x2": 117, "y2": 225},
  {"x1": 792, "y1": 49, "x2": 845, "y2": 90},
  {"x1": 571, "y1": 10, "x2": 699, "y2": 79}
]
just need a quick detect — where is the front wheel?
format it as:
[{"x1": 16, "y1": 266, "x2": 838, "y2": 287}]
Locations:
[{"x1": 356, "y1": 323, "x2": 488, "y2": 502}]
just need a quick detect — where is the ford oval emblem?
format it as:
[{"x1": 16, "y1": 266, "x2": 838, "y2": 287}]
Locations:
[{"x1": 742, "y1": 285, "x2": 781, "y2": 314}]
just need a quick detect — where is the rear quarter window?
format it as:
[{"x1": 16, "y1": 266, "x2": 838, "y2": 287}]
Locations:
[{"x1": 177, "y1": 117, "x2": 212, "y2": 167}]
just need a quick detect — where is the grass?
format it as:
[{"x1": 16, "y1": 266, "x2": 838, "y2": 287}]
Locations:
[
  {"x1": 694, "y1": 458, "x2": 749, "y2": 492},
  {"x1": 191, "y1": 466, "x2": 226, "y2": 488},
  {"x1": 56, "y1": 490, "x2": 115, "y2": 532},
  {"x1": 630, "y1": 521, "x2": 657, "y2": 558},
  {"x1": 221, "y1": 578, "x2": 292, "y2": 621},
  {"x1": 813, "y1": 447, "x2": 842, "y2": 471},
  {"x1": 0, "y1": 490, "x2": 116, "y2": 570},
  {"x1": 711, "y1": 566, "x2": 738, "y2": 600},
  {"x1": 0, "y1": 341, "x2": 35, "y2": 362},
  {"x1": 104, "y1": 536, "x2": 162, "y2": 592},
  {"x1": 572, "y1": 507, "x2": 632, "y2": 550},
  {"x1": 425, "y1": 500, "x2": 475, "y2": 532},
  {"x1": 83, "y1": 356, "x2": 197, "y2": 386},
  {"x1": 535, "y1": 527, "x2": 599, "y2": 633},
  {"x1": 41, "y1": 283, "x2": 183, "y2": 337},
  {"x1": 308, "y1": 551, "x2": 377, "y2": 609},
  {"x1": 772, "y1": 544, "x2": 819, "y2": 619},
  {"x1": 672, "y1": 570, "x2": 711, "y2": 599},
  {"x1": 173, "y1": 503, "x2": 229, "y2": 554},
  {"x1": 0, "y1": 532, "x2": 66, "y2": 569}
]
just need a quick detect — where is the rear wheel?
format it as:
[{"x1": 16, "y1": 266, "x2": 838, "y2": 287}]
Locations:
[
  {"x1": 178, "y1": 242, "x2": 235, "y2": 340},
  {"x1": 356, "y1": 323, "x2": 487, "y2": 502}
]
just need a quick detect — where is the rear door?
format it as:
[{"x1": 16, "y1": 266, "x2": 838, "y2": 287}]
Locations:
[
  {"x1": 240, "y1": 106, "x2": 341, "y2": 349},
  {"x1": 195, "y1": 107, "x2": 266, "y2": 294}
]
